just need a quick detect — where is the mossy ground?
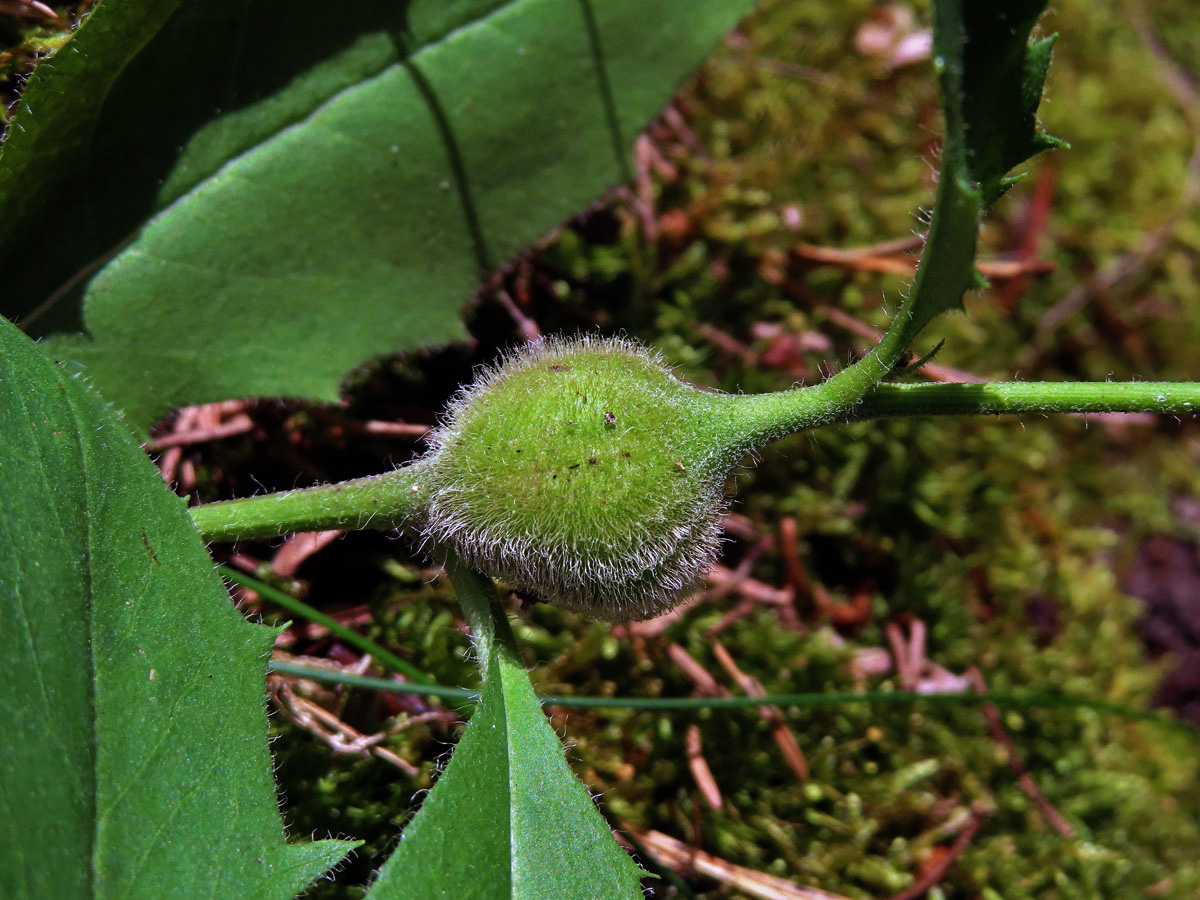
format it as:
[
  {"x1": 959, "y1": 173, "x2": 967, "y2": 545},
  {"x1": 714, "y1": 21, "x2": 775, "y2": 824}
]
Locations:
[{"x1": 9, "y1": 0, "x2": 1192, "y2": 896}]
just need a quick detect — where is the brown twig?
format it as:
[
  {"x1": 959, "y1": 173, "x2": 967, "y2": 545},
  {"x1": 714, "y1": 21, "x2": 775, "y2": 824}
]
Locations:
[
  {"x1": 632, "y1": 829, "x2": 851, "y2": 900},
  {"x1": 633, "y1": 135, "x2": 660, "y2": 240},
  {"x1": 665, "y1": 645, "x2": 728, "y2": 809},
  {"x1": 882, "y1": 810, "x2": 985, "y2": 900},
  {"x1": 885, "y1": 619, "x2": 927, "y2": 691},
  {"x1": 662, "y1": 102, "x2": 714, "y2": 163},
  {"x1": 791, "y1": 241, "x2": 1054, "y2": 281},
  {"x1": 695, "y1": 321, "x2": 757, "y2": 365},
  {"x1": 0, "y1": 0, "x2": 57, "y2": 19},
  {"x1": 494, "y1": 286, "x2": 542, "y2": 343},
  {"x1": 271, "y1": 681, "x2": 420, "y2": 776},
  {"x1": 702, "y1": 596, "x2": 759, "y2": 638},
  {"x1": 711, "y1": 640, "x2": 809, "y2": 781},
  {"x1": 156, "y1": 405, "x2": 201, "y2": 486},
  {"x1": 799, "y1": 295, "x2": 987, "y2": 384},
  {"x1": 705, "y1": 563, "x2": 792, "y2": 606},
  {"x1": 145, "y1": 414, "x2": 255, "y2": 450},
  {"x1": 623, "y1": 592, "x2": 705, "y2": 638},
  {"x1": 358, "y1": 420, "x2": 433, "y2": 439},
  {"x1": 778, "y1": 515, "x2": 827, "y2": 619},
  {"x1": 994, "y1": 161, "x2": 1059, "y2": 310},
  {"x1": 685, "y1": 724, "x2": 724, "y2": 810},
  {"x1": 146, "y1": 399, "x2": 255, "y2": 450},
  {"x1": 271, "y1": 530, "x2": 342, "y2": 577},
  {"x1": 966, "y1": 667, "x2": 1075, "y2": 837},
  {"x1": 849, "y1": 645, "x2": 893, "y2": 684},
  {"x1": 667, "y1": 642, "x2": 729, "y2": 697},
  {"x1": 699, "y1": 537, "x2": 773, "y2": 599},
  {"x1": 723, "y1": 512, "x2": 765, "y2": 543}
]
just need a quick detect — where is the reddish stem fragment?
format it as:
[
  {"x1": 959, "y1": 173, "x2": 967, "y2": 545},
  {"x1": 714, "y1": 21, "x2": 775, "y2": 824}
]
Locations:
[
  {"x1": 967, "y1": 667, "x2": 1075, "y2": 838},
  {"x1": 882, "y1": 810, "x2": 985, "y2": 900},
  {"x1": 711, "y1": 640, "x2": 809, "y2": 782}
]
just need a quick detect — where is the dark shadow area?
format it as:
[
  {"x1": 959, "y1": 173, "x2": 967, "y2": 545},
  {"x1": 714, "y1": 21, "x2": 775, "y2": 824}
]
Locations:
[
  {"x1": 1127, "y1": 535, "x2": 1200, "y2": 725},
  {"x1": 5, "y1": 0, "x2": 416, "y2": 332}
]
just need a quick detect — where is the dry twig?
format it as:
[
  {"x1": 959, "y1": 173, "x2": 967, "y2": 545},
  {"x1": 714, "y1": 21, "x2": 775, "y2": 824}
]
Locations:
[
  {"x1": 685, "y1": 724, "x2": 724, "y2": 810},
  {"x1": 494, "y1": 286, "x2": 542, "y2": 343},
  {"x1": 632, "y1": 829, "x2": 851, "y2": 900},
  {"x1": 272, "y1": 530, "x2": 342, "y2": 577},
  {"x1": 666, "y1": 642, "x2": 728, "y2": 697},
  {"x1": 0, "y1": 0, "x2": 57, "y2": 20},
  {"x1": 966, "y1": 666, "x2": 1075, "y2": 837},
  {"x1": 711, "y1": 640, "x2": 809, "y2": 781},
  {"x1": 146, "y1": 400, "x2": 255, "y2": 450},
  {"x1": 271, "y1": 681, "x2": 420, "y2": 776},
  {"x1": 882, "y1": 810, "x2": 985, "y2": 900}
]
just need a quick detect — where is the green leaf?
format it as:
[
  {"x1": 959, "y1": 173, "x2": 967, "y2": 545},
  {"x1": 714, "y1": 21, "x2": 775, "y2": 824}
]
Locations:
[
  {"x1": 42, "y1": 0, "x2": 755, "y2": 430},
  {"x1": 0, "y1": 0, "x2": 484, "y2": 329},
  {"x1": 366, "y1": 563, "x2": 644, "y2": 900},
  {"x1": 0, "y1": 316, "x2": 355, "y2": 898},
  {"x1": 904, "y1": 0, "x2": 1063, "y2": 335},
  {"x1": 956, "y1": 2, "x2": 1067, "y2": 208}
]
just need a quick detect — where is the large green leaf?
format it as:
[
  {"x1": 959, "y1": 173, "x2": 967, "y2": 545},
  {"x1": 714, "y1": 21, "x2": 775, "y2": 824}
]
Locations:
[
  {"x1": 366, "y1": 562, "x2": 644, "y2": 899},
  {"x1": 0, "y1": 0, "x2": 494, "y2": 329},
  {"x1": 0, "y1": 315, "x2": 354, "y2": 898},
  {"x1": 43, "y1": 0, "x2": 755, "y2": 430}
]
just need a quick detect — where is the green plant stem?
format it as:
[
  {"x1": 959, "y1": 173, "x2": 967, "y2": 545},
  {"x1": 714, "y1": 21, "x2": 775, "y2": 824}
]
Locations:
[
  {"x1": 445, "y1": 551, "x2": 521, "y2": 681},
  {"x1": 262, "y1": 660, "x2": 1200, "y2": 739},
  {"x1": 188, "y1": 382, "x2": 1200, "y2": 543},
  {"x1": 222, "y1": 567, "x2": 435, "y2": 684},
  {"x1": 847, "y1": 380, "x2": 1200, "y2": 421},
  {"x1": 732, "y1": 105, "x2": 981, "y2": 444},
  {"x1": 190, "y1": 459, "x2": 429, "y2": 542}
]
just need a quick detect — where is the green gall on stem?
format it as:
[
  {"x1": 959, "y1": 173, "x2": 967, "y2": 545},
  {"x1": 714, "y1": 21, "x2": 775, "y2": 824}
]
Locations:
[
  {"x1": 189, "y1": 333, "x2": 1200, "y2": 619},
  {"x1": 418, "y1": 336, "x2": 761, "y2": 621},
  {"x1": 189, "y1": 332, "x2": 868, "y2": 615}
]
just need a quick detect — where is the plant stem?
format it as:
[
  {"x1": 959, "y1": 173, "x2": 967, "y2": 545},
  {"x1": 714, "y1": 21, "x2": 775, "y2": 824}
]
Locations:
[
  {"x1": 845, "y1": 380, "x2": 1200, "y2": 421},
  {"x1": 187, "y1": 382, "x2": 1200, "y2": 542},
  {"x1": 190, "y1": 459, "x2": 429, "y2": 541},
  {"x1": 731, "y1": 133, "x2": 982, "y2": 445},
  {"x1": 221, "y1": 567, "x2": 435, "y2": 684},
  {"x1": 445, "y1": 551, "x2": 520, "y2": 681}
]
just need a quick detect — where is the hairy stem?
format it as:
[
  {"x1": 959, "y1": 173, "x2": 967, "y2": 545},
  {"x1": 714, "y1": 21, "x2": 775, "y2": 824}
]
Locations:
[
  {"x1": 188, "y1": 382, "x2": 1200, "y2": 543},
  {"x1": 732, "y1": 144, "x2": 982, "y2": 445},
  {"x1": 845, "y1": 380, "x2": 1200, "y2": 421},
  {"x1": 190, "y1": 459, "x2": 429, "y2": 542},
  {"x1": 446, "y1": 551, "x2": 520, "y2": 681}
]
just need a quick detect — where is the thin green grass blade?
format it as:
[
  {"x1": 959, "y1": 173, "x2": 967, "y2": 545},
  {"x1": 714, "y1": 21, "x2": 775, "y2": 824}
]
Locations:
[{"x1": 265, "y1": 661, "x2": 1200, "y2": 741}]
